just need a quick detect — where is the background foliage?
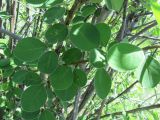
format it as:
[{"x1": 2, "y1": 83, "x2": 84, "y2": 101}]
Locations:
[{"x1": 1, "y1": 0, "x2": 160, "y2": 120}]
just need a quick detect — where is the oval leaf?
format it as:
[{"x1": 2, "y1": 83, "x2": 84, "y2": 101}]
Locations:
[
  {"x1": 136, "y1": 56, "x2": 160, "y2": 88},
  {"x1": 54, "y1": 83, "x2": 78, "y2": 101},
  {"x1": 22, "y1": 110, "x2": 40, "y2": 120},
  {"x1": 107, "y1": 43, "x2": 145, "y2": 72},
  {"x1": 12, "y1": 70, "x2": 28, "y2": 84},
  {"x1": 13, "y1": 37, "x2": 47, "y2": 62},
  {"x1": 21, "y1": 85, "x2": 47, "y2": 112},
  {"x1": 49, "y1": 66, "x2": 73, "y2": 90},
  {"x1": 39, "y1": 110, "x2": 56, "y2": 120},
  {"x1": 73, "y1": 68, "x2": 87, "y2": 87},
  {"x1": 105, "y1": 0, "x2": 124, "y2": 11},
  {"x1": 38, "y1": 51, "x2": 58, "y2": 74},
  {"x1": 81, "y1": 5, "x2": 96, "y2": 17},
  {"x1": 62, "y1": 48, "x2": 82, "y2": 64},
  {"x1": 94, "y1": 68, "x2": 112, "y2": 99},
  {"x1": 89, "y1": 49, "x2": 106, "y2": 68},
  {"x1": 70, "y1": 23, "x2": 100, "y2": 51},
  {"x1": 45, "y1": 23, "x2": 68, "y2": 44},
  {"x1": 26, "y1": 0, "x2": 47, "y2": 7},
  {"x1": 44, "y1": 7, "x2": 65, "y2": 24},
  {"x1": 23, "y1": 71, "x2": 42, "y2": 86},
  {"x1": 95, "y1": 23, "x2": 111, "y2": 46}
]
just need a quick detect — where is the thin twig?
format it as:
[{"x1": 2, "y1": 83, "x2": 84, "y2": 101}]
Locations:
[
  {"x1": 105, "y1": 80, "x2": 138, "y2": 105},
  {"x1": 129, "y1": 21, "x2": 157, "y2": 41},
  {"x1": 0, "y1": 28, "x2": 22, "y2": 40},
  {"x1": 100, "y1": 104, "x2": 160, "y2": 118},
  {"x1": 142, "y1": 45, "x2": 160, "y2": 50}
]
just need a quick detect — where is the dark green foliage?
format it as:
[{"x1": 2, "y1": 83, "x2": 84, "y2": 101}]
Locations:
[
  {"x1": 39, "y1": 110, "x2": 56, "y2": 120},
  {"x1": 45, "y1": 23, "x2": 68, "y2": 44},
  {"x1": 21, "y1": 85, "x2": 47, "y2": 112},
  {"x1": 62, "y1": 48, "x2": 82, "y2": 64},
  {"x1": 70, "y1": 23, "x2": 100, "y2": 51},
  {"x1": 13, "y1": 37, "x2": 47, "y2": 62},
  {"x1": 43, "y1": 7, "x2": 65, "y2": 24},
  {"x1": 1, "y1": 0, "x2": 160, "y2": 119},
  {"x1": 94, "y1": 68, "x2": 112, "y2": 99},
  {"x1": 54, "y1": 82, "x2": 78, "y2": 101},
  {"x1": 38, "y1": 51, "x2": 58, "y2": 74},
  {"x1": 73, "y1": 68, "x2": 87, "y2": 87},
  {"x1": 95, "y1": 23, "x2": 111, "y2": 46},
  {"x1": 49, "y1": 66, "x2": 73, "y2": 90}
]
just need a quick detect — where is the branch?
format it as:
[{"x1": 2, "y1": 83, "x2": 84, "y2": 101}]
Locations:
[
  {"x1": 65, "y1": 0, "x2": 88, "y2": 25},
  {"x1": 127, "y1": 34, "x2": 160, "y2": 41},
  {"x1": 142, "y1": 45, "x2": 160, "y2": 50},
  {"x1": 95, "y1": 99, "x2": 107, "y2": 120},
  {"x1": 105, "y1": 80, "x2": 138, "y2": 105},
  {"x1": 129, "y1": 21, "x2": 157, "y2": 41},
  {"x1": 66, "y1": 80, "x2": 94, "y2": 120},
  {"x1": 0, "y1": 28, "x2": 22, "y2": 40},
  {"x1": 100, "y1": 104, "x2": 160, "y2": 118},
  {"x1": 89, "y1": 80, "x2": 138, "y2": 120},
  {"x1": 72, "y1": 89, "x2": 81, "y2": 120},
  {"x1": 116, "y1": 0, "x2": 128, "y2": 42}
]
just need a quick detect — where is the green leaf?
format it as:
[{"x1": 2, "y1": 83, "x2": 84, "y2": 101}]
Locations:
[
  {"x1": 13, "y1": 37, "x2": 47, "y2": 62},
  {"x1": 13, "y1": 87, "x2": 23, "y2": 98},
  {"x1": 39, "y1": 110, "x2": 56, "y2": 120},
  {"x1": 22, "y1": 110, "x2": 40, "y2": 120},
  {"x1": 90, "y1": 0, "x2": 103, "y2": 3},
  {"x1": 54, "y1": 83, "x2": 78, "y2": 101},
  {"x1": 26, "y1": 0, "x2": 47, "y2": 7},
  {"x1": 46, "y1": 88, "x2": 54, "y2": 99},
  {"x1": 0, "y1": 59, "x2": 10, "y2": 68},
  {"x1": 3, "y1": 66, "x2": 14, "y2": 78},
  {"x1": 72, "y1": 15, "x2": 85, "y2": 24},
  {"x1": 45, "y1": 23, "x2": 68, "y2": 44},
  {"x1": 70, "y1": 23, "x2": 100, "y2": 51},
  {"x1": 12, "y1": 70, "x2": 41, "y2": 85},
  {"x1": 26, "y1": 0, "x2": 46, "y2": 4},
  {"x1": 105, "y1": 0, "x2": 124, "y2": 11},
  {"x1": 43, "y1": 0, "x2": 63, "y2": 7},
  {"x1": 62, "y1": 48, "x2": 82, "y2": 64},
  {"x1": 150, "y1": 0, "x2": 160, "y2": 26},
  {"x1": 38, "y1": 51, "x2": 58, "y2": 74},
  {"x1": 23, "y1": 72, "x2": 42, "y2": 86},
  {"x1": 89, "y1": 49, "x2": 106, "y2": 68},
  {"x1": 94, "y1": 68, "x2": 112, "y2": 99},
  {"x1": 95, "y1": 23, "x2": 111, "y2": 46},
  {"x1": 12, "y1": 70, "x2": 28, "y2": 84},
  {"x1": 136, "y1": 56, "x2": 160, "y2": 88},
  {"x1": 44, "y1": 7, "x2": 65, "y2": 24},
  {"x1": 107, "y1": 43, "x2": 145, "y2": 72},
  {"x1": 81, "y1": 5, "x2": 96, "y2": 17},
  {"x1": 21, "y1": 85, "x2": 47, "y2": 112},
  {"x1": 49, "y1": 66, "x2": 73, "y2": 90},
  {"x1": 73, "y1": 68, "x2": 87, "y2": 87}
]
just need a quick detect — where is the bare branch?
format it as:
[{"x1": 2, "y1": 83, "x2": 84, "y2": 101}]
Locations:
[
  {"x1": 0, "y1": 28, "x2": 22, "y2": 40},
  {"x1": 101, "y1": 104, "x2": 160, "y2": 118},
  {"x1": 129, "y1": 21, "x2": 157, "y2": 41},
  {"x1": 142, "y1": 45, "x2": 160, "y2": 50},
  {"x1": 65, "y1": 0, "x2": 88, "y2": 25},
  {"x1": 106, "y1": 80, "x2": 138, "y2": 105},
  {"x1": 72, "y1": 89, "x2": 81, "y2": 120}
]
